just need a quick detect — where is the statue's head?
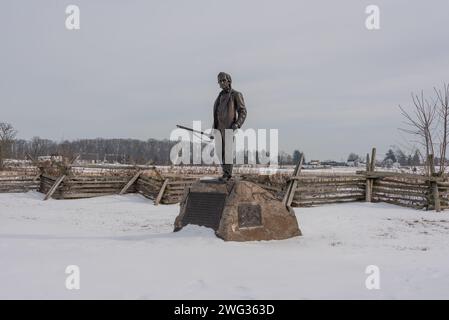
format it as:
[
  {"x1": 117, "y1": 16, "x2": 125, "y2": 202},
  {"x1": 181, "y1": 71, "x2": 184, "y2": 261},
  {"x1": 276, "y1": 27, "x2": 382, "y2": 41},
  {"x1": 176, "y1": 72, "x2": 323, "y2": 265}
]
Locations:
[{"x1": 217, "y1": 72, "x2": 232, "y2": 90}]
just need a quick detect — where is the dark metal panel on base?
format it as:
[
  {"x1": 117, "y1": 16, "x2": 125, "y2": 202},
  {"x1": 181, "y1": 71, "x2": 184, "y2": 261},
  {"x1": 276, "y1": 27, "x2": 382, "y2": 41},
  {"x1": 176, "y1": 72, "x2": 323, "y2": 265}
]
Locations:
[{"x1": 181, "y1": 192, "x2": 227, "y2": 231}]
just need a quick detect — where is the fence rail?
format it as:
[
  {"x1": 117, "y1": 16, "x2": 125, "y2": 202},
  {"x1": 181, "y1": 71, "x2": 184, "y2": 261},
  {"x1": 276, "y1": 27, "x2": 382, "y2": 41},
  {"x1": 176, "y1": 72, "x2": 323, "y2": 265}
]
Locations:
[
  {"x1": 1, "y1": 166, "x2": 448, "y2": 211},
  {"x1": 40, "y1": 174, "x2": 134, "y2": 199},
  {"x1": 0, "y1": 175, "x2": 39, "y2": 193}
]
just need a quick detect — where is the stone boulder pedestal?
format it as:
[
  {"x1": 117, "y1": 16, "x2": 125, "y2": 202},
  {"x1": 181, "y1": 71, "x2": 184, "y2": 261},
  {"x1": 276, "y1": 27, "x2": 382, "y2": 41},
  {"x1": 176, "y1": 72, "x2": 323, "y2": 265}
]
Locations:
[{"x1": 174, "y1": 179, "x2": 301, "y2": 241}]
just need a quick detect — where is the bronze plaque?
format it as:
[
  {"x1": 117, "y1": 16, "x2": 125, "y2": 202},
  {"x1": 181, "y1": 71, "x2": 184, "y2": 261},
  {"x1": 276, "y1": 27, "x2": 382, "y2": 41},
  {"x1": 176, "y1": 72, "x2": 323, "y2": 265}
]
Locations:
[
  {"x1": 182, "y1": 192, "x2": 227, "y2": 231},
  {"x1": 238, "y1": 204, "x2": 262, "y2": 228}
]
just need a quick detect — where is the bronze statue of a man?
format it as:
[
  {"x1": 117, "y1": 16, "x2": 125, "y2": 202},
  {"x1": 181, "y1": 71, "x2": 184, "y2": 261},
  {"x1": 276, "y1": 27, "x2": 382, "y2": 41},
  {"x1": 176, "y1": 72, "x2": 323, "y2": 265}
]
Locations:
[{"x1": 213, "y1": 72, "x2": 247, "y2": 180}]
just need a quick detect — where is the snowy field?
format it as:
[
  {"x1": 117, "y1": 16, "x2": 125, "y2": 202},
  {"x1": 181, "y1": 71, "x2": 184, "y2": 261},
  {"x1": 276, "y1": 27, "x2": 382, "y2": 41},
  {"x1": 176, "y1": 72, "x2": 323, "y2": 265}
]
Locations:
[{"x1": 1, "y1": 192, "x2": 448, "y2": 299}]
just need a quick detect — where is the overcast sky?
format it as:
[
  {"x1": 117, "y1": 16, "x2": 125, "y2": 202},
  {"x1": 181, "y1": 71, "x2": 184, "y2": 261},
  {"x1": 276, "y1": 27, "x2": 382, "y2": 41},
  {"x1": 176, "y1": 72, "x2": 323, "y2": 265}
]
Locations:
[{"x1": 1, "y1": 0, "x2": 449, "y2": 161}]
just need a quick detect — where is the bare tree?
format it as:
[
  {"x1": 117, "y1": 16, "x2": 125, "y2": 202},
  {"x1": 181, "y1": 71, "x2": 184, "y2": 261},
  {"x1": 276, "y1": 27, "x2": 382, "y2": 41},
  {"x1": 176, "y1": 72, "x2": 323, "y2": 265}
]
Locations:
[
  {"x1": 29, "y1": 136, "x2": 47, "y2": 160},
  {"x1": 399, "y1": 91, "x2": 437, "y2": 176},
  {"x1": 435, "y1": 83, "x2": 449, "y2": 175},
  {"x1": 0, "y1": 122, "x2": 18, "y2": 169}
]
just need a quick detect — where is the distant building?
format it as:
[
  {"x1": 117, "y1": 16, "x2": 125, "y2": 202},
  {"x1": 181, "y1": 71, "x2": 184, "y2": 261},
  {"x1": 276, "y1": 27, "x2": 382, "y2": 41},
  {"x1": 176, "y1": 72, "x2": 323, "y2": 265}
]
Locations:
[
  {"x1": 346, "y1": 160, "x2": 359, "y2": 167},
  {"x1": 321, "y1": 160, "x2": 347, "y2": 167},
  {"x1": 309, "y1": 160, "x2": 320, "y2": 166}
]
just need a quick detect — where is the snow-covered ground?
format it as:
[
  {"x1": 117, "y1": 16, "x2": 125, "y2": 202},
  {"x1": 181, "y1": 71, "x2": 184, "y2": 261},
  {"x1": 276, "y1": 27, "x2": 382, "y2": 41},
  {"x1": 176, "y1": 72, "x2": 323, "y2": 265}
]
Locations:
[{"x1": 0, "y1": 192, "x2": 448, "y2": 299}]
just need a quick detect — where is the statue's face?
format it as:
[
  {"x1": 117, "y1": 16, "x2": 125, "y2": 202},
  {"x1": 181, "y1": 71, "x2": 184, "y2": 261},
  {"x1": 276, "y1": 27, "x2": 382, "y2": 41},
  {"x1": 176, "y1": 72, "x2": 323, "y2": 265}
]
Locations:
[{"x1": 218, "y1": 76, "x2": 230, "y2": 90}]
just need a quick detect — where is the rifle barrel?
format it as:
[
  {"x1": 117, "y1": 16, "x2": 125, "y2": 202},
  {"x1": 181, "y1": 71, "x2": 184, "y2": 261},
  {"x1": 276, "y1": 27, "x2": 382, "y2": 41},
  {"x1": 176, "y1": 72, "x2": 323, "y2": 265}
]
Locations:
[{"x1": 176, "y1": 125, "x2": 214, "y2": 140}]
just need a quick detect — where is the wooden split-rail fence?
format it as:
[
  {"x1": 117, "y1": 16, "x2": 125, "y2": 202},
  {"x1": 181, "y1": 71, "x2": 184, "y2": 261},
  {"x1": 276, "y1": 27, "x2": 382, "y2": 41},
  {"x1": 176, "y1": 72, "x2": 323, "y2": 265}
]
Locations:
[
  {"x1": 0, "y1": 170, "x2": 444, "y2": 211},
  {"x1": 1, "y1": 160, "x2": 449, "y2": 212}
]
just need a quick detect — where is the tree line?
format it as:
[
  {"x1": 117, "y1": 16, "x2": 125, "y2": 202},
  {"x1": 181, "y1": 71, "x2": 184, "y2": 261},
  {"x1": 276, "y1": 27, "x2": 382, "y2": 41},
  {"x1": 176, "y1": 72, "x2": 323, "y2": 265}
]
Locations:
[
  {"x1": 0, "y1": 123, "x2": 306, "y2": 167},
  {"x1": 9, "y1": 136, "x2": 176, "y2": 165}
]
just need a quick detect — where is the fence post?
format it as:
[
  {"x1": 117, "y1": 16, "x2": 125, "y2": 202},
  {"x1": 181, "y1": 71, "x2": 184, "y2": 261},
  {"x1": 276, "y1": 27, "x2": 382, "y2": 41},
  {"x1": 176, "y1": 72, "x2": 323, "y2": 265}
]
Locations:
[
  {"x1": 282, "y1": 155, "x2": 304, "y2": 207},
  {"x1": 119, "y1": 170, "x2": 142, "y2": 195},
  {"x1": 43, "y1": 175, "x2": 66, "y2": 200},
  {"x1": 370, "y1": 148, "x2": 376, "y2": 201},
  {"x1": 365, "y1": 147, "x2": 376, "y2": 202},
  {"x1": 365, "y1": 153, "x2": 371, "y2": 202},
  {"x1": 154, "y1": 178, "x2": 169, "y2": 205},
  {"x1": 428, "y1": 154, "x2": 441, "y2": 212},
  {"x1": 432, "y1": 181, "x2": 441, "y2": 212}
]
